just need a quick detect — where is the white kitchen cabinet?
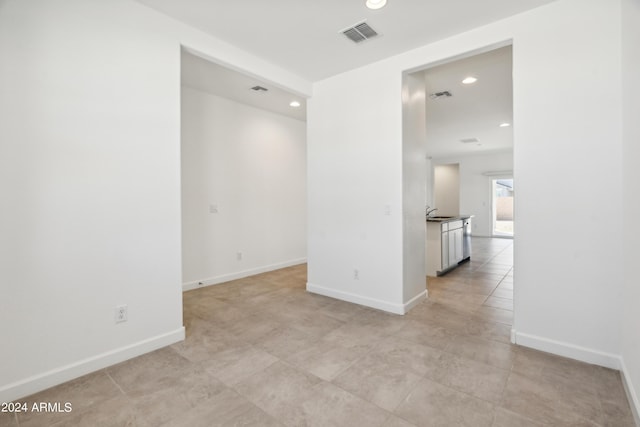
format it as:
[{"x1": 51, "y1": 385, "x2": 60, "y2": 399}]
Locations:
[
  {"x1": 447, "y1": 220, "x2": 464, "y2": 267},
  {"x1": 441, "y1": 225, "x2": 450, "y2": 270},
  {"x1": 448, "y1": 227, "x2": 464, "y2": 265},
  {"x1": 426, "y1": 217, "x2": 470, "y2": 276}
]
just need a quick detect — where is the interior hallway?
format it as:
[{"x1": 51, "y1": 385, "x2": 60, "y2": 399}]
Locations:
[{"x1": 2, "y1": 238, "x2": 634, "y2": 426}]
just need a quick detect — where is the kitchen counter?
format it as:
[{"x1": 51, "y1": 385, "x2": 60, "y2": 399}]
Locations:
[
  {"x1": 426, "y1": 214, "x2": 473, "y2": 222},
  {"x1": 426, "y1": 215, "x2": 473, "y2": 276}
]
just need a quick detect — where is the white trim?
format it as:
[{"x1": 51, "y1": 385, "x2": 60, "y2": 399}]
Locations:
[
  {"x1": 513, "y1": 331, "x2": 621, "y2": 369},
  {"x1": 403, "y1": 290, "x2": 427, "y2": 313},
  {"x1": 307, "y1": 282, "x2": 406, "y2": 315},
  {"x1": 182, "y1": 258, "x2": 307, "y2": 291},
  {"x1": 511, "y1": 330, "x2": 639, "y2": 424},
  {"x1": 0, "y1": 328, "x2": 185, "y2": 403},
  {"x1": 621, "y1": 357, "x2": 640, "y2": 427}
]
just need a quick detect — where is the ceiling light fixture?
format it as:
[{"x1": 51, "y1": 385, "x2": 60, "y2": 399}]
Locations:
[
  {"x1": 290, "y1": 101, "x2": 301, "y2": 108},
  {"x1": 365, "y1": 0, "x2": 387, "y2": 10},
  {"x1": 462, "y1": 76, "x2": 477, "y2": 84},
  {"x1": 499, "y1": 122, "x2": 511, "y2": 127}
]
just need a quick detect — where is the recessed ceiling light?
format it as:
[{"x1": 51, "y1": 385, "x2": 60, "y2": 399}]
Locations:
[
  {"x1": 290, "y1": 101, "x2": 301, "y2": 108},
  {"x1": 499, "y1": 122, "x2": 511, "y2": 127},
  {"x1": 365, "y1": 0, "x2": 387, "y2": 10},
  {"x1": 462, "y1": 77, "x2": 477, "y2": 85}
]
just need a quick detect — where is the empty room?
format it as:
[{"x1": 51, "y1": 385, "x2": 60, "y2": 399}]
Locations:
[{"x1": 1, "y1": 0, "x2": 639, "y2": 426}]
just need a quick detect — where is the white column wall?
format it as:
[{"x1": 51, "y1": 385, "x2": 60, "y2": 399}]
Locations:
[
  {"x1": 306, "y1": 63, "x2": 405, "y2": 313},
  {"x1": 402, "y1": 73, "x2": 428, "y2": 306},
  {"x1": 621, "y1": 0, "x2": 640, "y2": 422}
]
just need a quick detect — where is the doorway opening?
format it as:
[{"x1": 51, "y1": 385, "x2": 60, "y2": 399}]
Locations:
[
  {"x1": 179, "y1": 47, "x2": 308, "y2": 295},
  {"x1": 492, "y1": 178, "x2": 514, "y2": 237},
  {"x1": 402, "y1": 40, "x2": 515, "y2": 326}
]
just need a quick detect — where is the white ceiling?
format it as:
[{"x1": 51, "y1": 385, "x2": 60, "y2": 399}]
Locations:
[
  {"x1": 182, "y1": 49, "x2": 306, "y2": 121},
  {"x1": 168, "y1": 2, "x2": 523, "y2": 153},
  {"x1": 137, "y1": 0, "x2": 554, "y2": 82},
  {"x1": 421, "y1": 45, "x2": 513, "y2": 159}
]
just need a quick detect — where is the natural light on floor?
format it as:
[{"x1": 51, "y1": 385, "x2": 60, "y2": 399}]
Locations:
[{"x1": 493, "y1": 178, "x2": 514, "y2": 237}]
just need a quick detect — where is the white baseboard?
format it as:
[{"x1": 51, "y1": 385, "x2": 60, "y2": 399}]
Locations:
[
  {"x1": 620, "y1": 357, "x2": 640, "y2": 427},
  {"x1": 0, "y1": 327, "x2": 185, "y2": 403},
  {"x1": 306, "y1": 282, "x2": 423, "y2": 315},
  {"x1": 513, "y1": 330, "x2": 621, "y2": 369},
  {"x1": 183, "y1": 258, "x2": 307, "y2": 291},
  {"x1": 404, "y1": 290, "x2": 427, "y2": 313}
]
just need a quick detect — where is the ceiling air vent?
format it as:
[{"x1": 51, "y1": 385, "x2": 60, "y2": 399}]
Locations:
[
  {"x1": 460, "y1": 138, "x2": 479, "y2": 144},
  {"x1": 250, "y1": 85, "x2": 268, "y2": 92},
  {"x1": 429, "y1": 91, "x2": 452, "y2": 99},
  {"x1": 341, "y1": 21, "x2": 379, "y2": 43}
]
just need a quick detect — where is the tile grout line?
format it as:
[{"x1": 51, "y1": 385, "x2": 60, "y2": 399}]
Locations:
[{"x1": 105, "y1": 371, "x2": 127, "y2": 398}]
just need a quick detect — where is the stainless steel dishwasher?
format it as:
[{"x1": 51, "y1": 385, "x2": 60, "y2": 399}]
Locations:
[{"x1": 462, "y1": 218, "x2": 472, "y2": 260}]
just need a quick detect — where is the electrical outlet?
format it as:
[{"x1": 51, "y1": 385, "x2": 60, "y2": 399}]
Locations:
[
  {"x1": 353, "y1": 269, "x2": 359, "y2": 280},
  {"x1": 237, "y1": 252, "x2": 243, "y2": 261},
  {"x1": 115, "y1": 305, "x2": 128, "y2": 323}
]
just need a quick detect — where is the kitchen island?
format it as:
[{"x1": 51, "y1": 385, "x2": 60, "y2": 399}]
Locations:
[{"x1": 426, "y1": 215, "x2": 472, "y2": 276}]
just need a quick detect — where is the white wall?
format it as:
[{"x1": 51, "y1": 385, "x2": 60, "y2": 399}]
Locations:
[
  {"x1": 426, "y1": 157, "x2": 434, "y2": 208},
  {"x1": 308, "y1": 0, "x2": 625, "y2": 371},
  {"x1": 2, "y1": 0, "x2": 635, "y2": 414},
  {"x1": 433, "y1": 164, "x2": 460, "y2": 217},
  {"x1": 508, "y1": 0, "x2": 623, "y2": 368},
  {"x1": 621, "y1": 0, "x2": 640, "y2": 421},
  {"x1": 434, "y1": 151, "x2": 513, "y2": 237},
  {"x1": 402, "y1": 74, "x2": 428, "y2": 307},
  {"x1": 306, "y1": 61, "x2": 405, "y2": 313},
  {"x1": 0, "y1": 0, "x2": 311, "y2": 402},
  {"x1": 181, "y1": 87, "x2": 306, "y2": 289}
]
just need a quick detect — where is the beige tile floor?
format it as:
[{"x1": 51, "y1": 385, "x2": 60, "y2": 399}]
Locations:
[{"x1": 2, "y1": 237, "x2": 636, "y2": 426}]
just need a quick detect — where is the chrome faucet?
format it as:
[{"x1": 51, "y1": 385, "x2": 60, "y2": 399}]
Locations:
[{"x1": 426, "y1": 206, "x2": 438, "y2": 217}]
